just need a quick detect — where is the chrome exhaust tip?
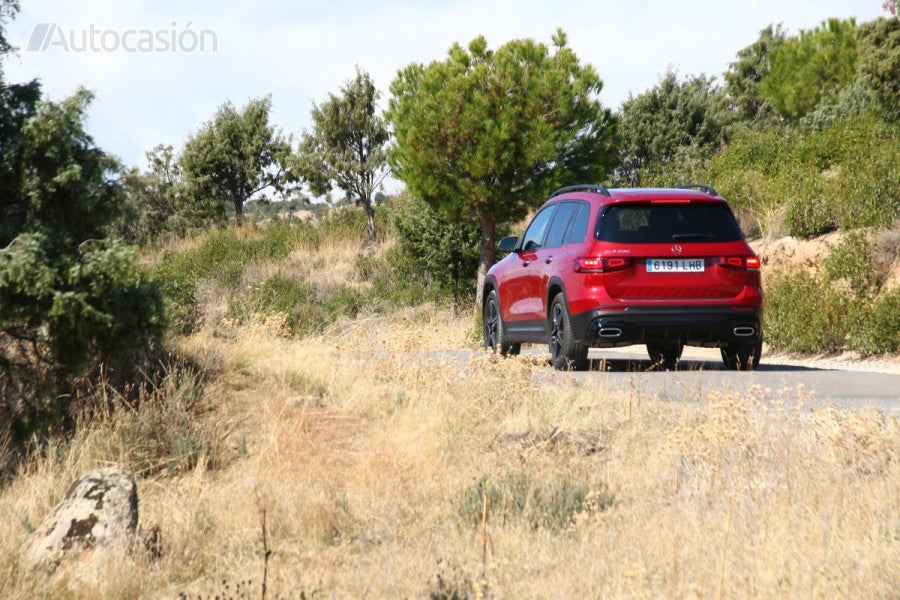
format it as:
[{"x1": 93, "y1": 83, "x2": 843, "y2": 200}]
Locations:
[
  {"x1": 599, "y1": 327, "x2": 623, "y2": 338},
  {"x1": 733, "y1": 327, "x2": 755, "y2": 337}
]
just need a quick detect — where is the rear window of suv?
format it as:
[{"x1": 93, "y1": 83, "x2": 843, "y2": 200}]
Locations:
[{"x1": 596, "y1": 203, "x2": 744, "y2": 243}]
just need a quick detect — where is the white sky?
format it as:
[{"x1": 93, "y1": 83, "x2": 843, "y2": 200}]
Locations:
[{"x1": 3, "y1": 0, "x2": 887, "y2": 188}]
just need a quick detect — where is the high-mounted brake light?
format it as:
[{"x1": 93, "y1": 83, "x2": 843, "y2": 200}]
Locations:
[
  {"x1": 651, "y1": 198, "x2": 691, "y2": 204},
  {"x1": 574, "y1": 257, "x2": 632, "y2": 273}
]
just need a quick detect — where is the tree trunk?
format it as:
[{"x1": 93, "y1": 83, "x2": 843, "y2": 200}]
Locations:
[
  {"x1": 362, "y1": 197, "x2": 377, "y2": 244},
  {"x1": 234, "y1": 197, "x2": 244, "y2": 227},
  {"x1": 475, "y1": 209, "x2": 496, "y2": 309}
]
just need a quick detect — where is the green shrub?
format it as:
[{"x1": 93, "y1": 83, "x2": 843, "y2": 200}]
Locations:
[
  {"x1": 765, "y1": 271, "x2": 851, "y2": 353},
  {"x1": 371, "y1": 247, "x2": 439, "y2": 307},
  {"x1": 457, "y1": 472, "x2": 613, "y2": 531},
  {"x1": 707, "y1": 117, "x2": 899, "y2": 237},
  {"x1": 354, "y1": 245, "x2": 441, "y2": 309},
  {"x1": 850, "y1": 288, "x2": 900, "y2": 355},
  {"x1": 154, "y1": 222, "x2": 318, "y2": 332},
  {"x1": 390, "y1": 193, "x2": 482, "y2": 304},
  {"x1": 799, "y1": 82, "x2": 872, "y2": 132},
  {"x1": 227, "y1": 273, "x2": 317, "y2": 334},
  {"x1": 248, "y1": 219, "x2": 319, "y2": 258},
  {"x1": 767, "y1": 229, "x2": 899, "y2": 356},
  {"x1": 319, "y1": 207, "x2": 368, "y2": 244},
  {"x1": 1, "y1": 236, "x2": 166, "y2": 439},
  {"x1": 1, "y1": 91, "x2": 166, "y2": 441},
  {"x1": 225, "y1": 266, "x2": 427, "y2": 338},
  {"x1": 785, "y1": 195, "x2": 838, "y2": 238},
  {"x1": 323, "y1": 286, "x2": 368, "y2": 322},
  {"x1": 823, "y1": 232, "x2": 882, "y2": 296},
  {"x1": 353, "y1": 251, "x2": 382, "y2": 282}
]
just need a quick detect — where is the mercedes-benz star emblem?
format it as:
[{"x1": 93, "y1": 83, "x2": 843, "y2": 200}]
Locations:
[{"x1": 671, "y1": 244, "x2": 683, "y2": 254}]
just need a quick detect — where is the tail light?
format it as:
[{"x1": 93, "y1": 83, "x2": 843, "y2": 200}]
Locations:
[
  {"x1": 718, "y1": 256, "x2": 761, "y2": 271},
  {"x1": 574, "y1": 257, "x2": 633, "y2": 273}
]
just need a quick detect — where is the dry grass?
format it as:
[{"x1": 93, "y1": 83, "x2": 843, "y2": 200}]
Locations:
[
  {"x1": 1, "y1": 307, "x2": 897, "y2": 598},
  {"x1": 0, "y1": 231, "x2": 897, "y2": 598}
]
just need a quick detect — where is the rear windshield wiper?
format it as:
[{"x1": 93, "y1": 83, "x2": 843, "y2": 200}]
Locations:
[{"x1": 672, "y1": 233, "x2": 715, "y2": 241}]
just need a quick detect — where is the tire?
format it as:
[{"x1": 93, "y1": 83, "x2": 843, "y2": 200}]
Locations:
[
  {"x1": 483, "y1": 290, "x2": 521, "y2": 356},
  {"x1": 548, "y1": 293, "x2": 589, "y2": 371},
  {"x1": 721, "y1": 338, "x2": 762, "y2": 371},
  {"x1": 647, "y1": 342, "x2": 684, "y2": 370}
]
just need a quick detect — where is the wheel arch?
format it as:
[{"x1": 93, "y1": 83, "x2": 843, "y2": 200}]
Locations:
[
  {"x1": 546, "y1": 276, "x2": 567, "y2": 318},
  {"x1": 483, "y1": 275, "x2": 499, "y2": 306}
]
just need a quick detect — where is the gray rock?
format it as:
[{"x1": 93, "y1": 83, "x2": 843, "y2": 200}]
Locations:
[{"x1": 22, "y1": 465, "x2": 139, "y2": 571}]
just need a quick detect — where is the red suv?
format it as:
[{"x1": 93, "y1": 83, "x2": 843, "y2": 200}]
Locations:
[{"x1": 482, "y1": 184, "x2": 763, "y2": 370}]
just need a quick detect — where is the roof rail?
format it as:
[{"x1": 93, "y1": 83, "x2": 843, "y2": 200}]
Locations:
[
  {"x1": 676, "y1": 183, "x2": 719, "y2": 196},
  {"x1": 550, "y1": 184, "x2": 611, "y2": 198}
]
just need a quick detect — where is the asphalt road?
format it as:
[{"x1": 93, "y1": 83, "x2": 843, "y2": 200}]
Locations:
[
  {"x1": 548, "y1": 348, "x2": 900, "y2": 414},
  {"x1": 436, "y1": 347, "x2": 900, "y2": 414}
]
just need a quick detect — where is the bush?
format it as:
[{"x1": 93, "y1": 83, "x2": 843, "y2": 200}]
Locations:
[
  {"x1": 323, "y1": 286, "x2": 368, "y2": 322},
  {"x1": 765, "y1": 271, "x2": 851, "y2": 353},
  {"x1": 390, "y1": 193, "x2": 482, "y2": 305},
  {"x1": 226, "y1": 273, "x2": 317, "y2": 335},
  {"x1": 767, "y1": 227, "x2": 900, "y2": 356},
  {"x1": 850, "y1": 288, "x2": 900, "y2": 355},
  {"x1": 1, "y1": 90, "x2": 166, "y2": 441},
  {"x1": 785, "y1": 194, "x2": 838, "y2": 238},
  {"x1": 707, "y1": 117, "x2": 899, "y2": 237},
  {"x1": 154, "y1": 222, "x2": 318, "y2": 332},
  {"x1": 1, "y1": 236, "x2": 165, "y2": 439},
  {"x1": 823, "y1": 232, "x2": 882, "y2": 296},
  {"x1": 369, "y1": 247, "x2": 439, "y2": 308},
  {"x1": 319, "y1": 205, "x2": 394, "y2": 245}
]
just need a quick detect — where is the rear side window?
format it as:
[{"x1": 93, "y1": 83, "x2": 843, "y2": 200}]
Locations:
[
  {"x1": 544, "y1": 202, "x2": 580, "y2": 248},
  {"x1": 564, "y1": 203, "x2": 590, "y2": 244},
  {"x1": 596, "y1": 203, "x2": 744, "y2": 243}
]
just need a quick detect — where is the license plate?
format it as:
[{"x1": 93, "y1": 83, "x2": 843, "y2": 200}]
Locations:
[{"x1": 646, "y1": 258, "x2": 705, "y2": 273}]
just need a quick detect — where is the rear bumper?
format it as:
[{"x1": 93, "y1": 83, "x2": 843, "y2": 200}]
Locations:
[{"x1": 571, "y1": 305, "x2": 762, "y2": 348}]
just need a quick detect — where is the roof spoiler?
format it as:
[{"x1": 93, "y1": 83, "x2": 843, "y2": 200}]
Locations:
[{"x1": 675, "y1": 183, "x2": 719, "y2": 196}]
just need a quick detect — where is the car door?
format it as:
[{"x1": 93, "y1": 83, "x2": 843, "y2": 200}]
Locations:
[
  {"x1": 502, "y1": 204, "x2": 557, "y2": 323},
  {"x1": 535, "y1": 201, "x2": 581, "y2": 314}
]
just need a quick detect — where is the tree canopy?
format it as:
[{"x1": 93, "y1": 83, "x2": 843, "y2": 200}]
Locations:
[
  {"x1": 616, "y1": 70, "x2": 729, "y2": 185},
  {"x1": 180, "y1": 96, "x2": 292, "y2": 224},
  {"x1": 723, "y1": 24, "x2": 786, "y2": 122},
  {"x1": 116, "y1": 144, "x2": 185, "y2": 243},
  {"x1": 0, "y1": 0, "x2": 18, "y2": 56},
  {"x1": 856, "y1": 17, "x2": 900, "y2": 122},
  {"x1": 759, "y1": 18, "x2": 858, "y2": 120},
  {"x1": 387, "y1": 29, "x2": 616, "y2": 299},
  {"x1": 295, "y1": 68, "x2": 388, "y2": 243}
]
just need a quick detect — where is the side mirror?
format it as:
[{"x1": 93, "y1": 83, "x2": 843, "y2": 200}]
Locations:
[{"x1": 498, "y1": 236, "x2": 519, "y2": 253}]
